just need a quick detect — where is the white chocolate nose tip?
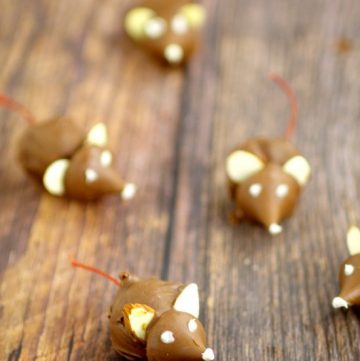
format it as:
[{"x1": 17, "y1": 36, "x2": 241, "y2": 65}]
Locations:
[
  {"x1": 121, "y1": 183, "x2": 137, "y2": 200},
  {"x1": 269, "y1": 223, "x2": 283, "y2": 235},
  {"x1": 202, "y1": 348, "x2": 215, "y2": 361},
  {"x1": 332, "y1": 297, "x2": 349, "y2": 309},
  {"x1": 164, "y1": 44, "x2": 184, "y2": 64}
]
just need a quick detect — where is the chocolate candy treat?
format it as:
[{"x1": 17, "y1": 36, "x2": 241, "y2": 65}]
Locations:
[
  {"x1": 70, "y1": 259, "x2": 215, "y2": 361},
  {"x1": 332, "y1": 226, "x2": 360, "y2": 309},
  {"x1": 225, "y1": 74, "x2": 311, "y2": 235},
  {"x1": 1, "y1": 95, "x2": 137, "y2": 201},
  {"x1": 124, "y1": 0, "x2": 206, "y2": 65}
]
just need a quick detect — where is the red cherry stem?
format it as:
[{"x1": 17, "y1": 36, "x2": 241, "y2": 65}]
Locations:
[
  {"x1": 0, "y1": 94, "x2": 37, "y2": 125},
  {"x1": 268, "y1": 73, "x2": 299, "y2": 140},
  {"x1": 69, "y1": 256, "x2": 121, "y2": 287}
]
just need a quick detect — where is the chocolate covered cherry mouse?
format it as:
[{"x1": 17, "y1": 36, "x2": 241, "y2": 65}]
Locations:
[
  {"x1": 332, "y1": 226, "x2": 360, "y2": 309},
  {"x1": 70, "y1": 258, "x2": 215, "y2": 361},
  {"x1": 0, "y1": 95, "x2": 136, "y2": 201},
  {"x1": 226, "y1": 74, "x2": 311, "y2": 235},
  {"x1": 124, "y1": 0, "x2": 206, "y2": 65}
]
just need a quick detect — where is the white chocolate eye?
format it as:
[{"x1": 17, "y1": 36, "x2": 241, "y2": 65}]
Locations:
[
  {"x1": 144, "y1": 17, "x2": 167, "y2": 39},
  {"x1": 100, "y1": 150, "x2": 112, "y2": 167},
  {"x1": 276, "y1": 184, "x2": 289, "y2": 198},
  {"x1": 344, "y1": 264, "x2": 354, "y2": 276},
  {"x1": 160, "y1": 330, "x2": 175, "y2": 344},
  {"x1": 85, "y1": 169, "x2": 98, "y2": 183},
  {"x1": 171, "y1": 15, "x2": 189, "y2": 34},
  {"x1": 188, "y1": 319, "x2": 197, "y2": 333},
  {"x1": 249, "y1": 183, "x2": 262, "y2": 198}
]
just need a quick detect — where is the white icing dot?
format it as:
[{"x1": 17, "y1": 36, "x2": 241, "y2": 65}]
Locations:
[
  {"x1": 144, "y1": 17, "x2": 166, "y2": 39},
  {"x1": 85, "y1": 169, "x2": 99, "y2": 183},
  {"x1": 121, "y1": 183, "x2": 137, "y2": 200},
  {"x1": 160, "y1": 330, "x2": 175, "y2": 344},
  {"x1": 344, "y1": 264, "x2": 354, "y2": 276},
  {"x1": 164, "y1": 44, "x2": 184, "y2": 63},
  {"x1": 188, "y1": 319, "x2": 198, "y2": 333},
  {"x1": 249, "y1": 183, "x2": 262, "y2": 198},
  {"x1": 269, "y1": 223, "x2": 283, "y2": 235},
  {"x1": 276, "y1": 184, "x2": 289, "y2": 198},
  {"x1": 202, "y1": 348, "x2": 215, "y2": 361},
  {"x1": 100, "y1": 150, "x2": 112, "y2": 167},
  {"x1": 171, "y1": 15, "x2": 189, "y2": 34}
]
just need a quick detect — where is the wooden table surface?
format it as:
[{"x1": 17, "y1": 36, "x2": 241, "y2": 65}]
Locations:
[{"x1": 1, "y1": 0, "x2": 360, "y2": 360}]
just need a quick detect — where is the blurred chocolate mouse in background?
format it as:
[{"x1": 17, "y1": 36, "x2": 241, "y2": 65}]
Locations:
[
  {"x1": 0, "y1": 94, "x2": 137, "y2": 201},
  {"x1": 70, "y1": 258, "x2": 215, "y2": 361},
  {"x1": 225, "y1": 74, "x2": 311, "y2": 235},
  {"x1": 124, "y1": 0, "x2": 206, "y2": 65}
]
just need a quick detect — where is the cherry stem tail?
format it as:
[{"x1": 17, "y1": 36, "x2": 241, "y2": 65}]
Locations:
[
  {"x1": 0, "y1": 94, "x2": 37, "y2": 125},
  {"x1": 69, "y1": 256, "x2": 121, "y2": 287},
  {"x1": 268, "y1": 73, "x2": 299, "y2": 140}
]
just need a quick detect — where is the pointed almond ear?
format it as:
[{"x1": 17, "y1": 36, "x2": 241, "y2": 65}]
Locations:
[
  {"x1": 179, "y1": 4, "x2": 206, "y2": 28},
  {"x1": 173, "y1": 283, "x2": 199, "y2": 318},
  {"x1": 282, "y1": 155, "x2": 311, "y2": 186},
  {"x1": 347, "y1": 226, "x2": 360, "y2": 255},
  {"x1": 226, "y1": 150, "x2": 265, "y2": 183},
  {"x1": 43, "y1": 159, "x2": 70, "y2": 196},
  {"x1": 124, "y1": 7, "x2": 155, "y2": 40},
  {"x1": 86, "y1": 123, "x2": 108, "y2": 147},
  {"x1": 123, "y1": 304, "x2": 155, "y2": 341}
]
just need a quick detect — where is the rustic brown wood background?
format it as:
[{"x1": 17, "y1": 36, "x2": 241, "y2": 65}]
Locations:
[{"x1": 1, "y1": 0, "x2": 360, "y2": 360}]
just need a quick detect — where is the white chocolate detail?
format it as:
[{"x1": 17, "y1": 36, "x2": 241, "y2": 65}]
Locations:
[
  {"x1": 282, "y1": 155, "x2": 311, "y2": 186},
  {"x1": 249, "y1": 183, "x2": 262, "y2": 198},
  {"x1": 43, "y1": 159, "x2": 70, "y2": 196},
  {"x1": 188, "y1": 319, "x2": 198, "y2": 333},
  {"x1": 226, "y1": 150, "x2": 265, "y2": 183},
  {"x1": 276, "y1": 184, "x2": 289, "y2": 198},
  {"x1": 124, "y1": 7, "x2": 155, "y2": 40},
  {"x1": 85, "y1": 169, "x2": 99, "y2": 183},
  {"x1": 160, "y1": 330, "x2": 175, "y2": 344},
  {"x1": 121, "y1": 183, "x2": 137, "y2": 200},
  {"x1": 332, "y1": 297, "x2": 349, "y2": 309},
  {"x1": 86, "y1": 123, "x2": 108, "y2": 147},
  {"x1": 347, "y1": 226, "x2": 360, "y2": 256},
  {"x1": 269, "y1": 223, "x2": 283, "y2": 235},
  {"x1": 144, "y1": 17, "x2": 167, "y2": 39},
  {"x1": 164, "y1": 44, "x2": 184, "y2": 64},
  {"x1": 179, "y1": 4, "x2": 206, "y2": 28},
  {"x1": 202, "y1": 348, "x2": 215, "y2": 361},
  {"x1": 173, "y1": 283, "x2": 200, "y2": 318},
  {"x1": 100, "y1": 150, "x2": 112, "y2": 167},
  {"x1": 344, "y1": 264, "x2": 354, "y2": 276},
  {"x1": 171, "y1": 15, "x2": 189, "y2": 34},
  {"x1": 125, "y1": 305, "x2": 155, "y2": 341}
]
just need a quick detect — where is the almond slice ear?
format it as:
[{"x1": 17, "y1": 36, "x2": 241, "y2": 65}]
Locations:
[
  {"x1": 86, "y1": 123, "x2": 108, "y2": 147},
  {"x1": 179, "y1": 4, "x2": 206, "y2": 28},
  {"x1": 226, "y1": 150, "x2": 265, "y2": 183},
  {"x1": 123, "y1": 304, "x2": 155, "y2": 341},
  {"x1": 347, "y1": 226, "x2": 360, "y2": 255},
  {"x1": 173, "y1": 283, "x2": 199, "y2": 318},
  {"x1": 43, "y1": 159, "x2": 70, "y2": 196},
  {"x1": 282, "y1": 155, "x2": 311, "y2": 186},
  {"x1": 124, "y1": 7, "x2": 155, "y2": 40}
]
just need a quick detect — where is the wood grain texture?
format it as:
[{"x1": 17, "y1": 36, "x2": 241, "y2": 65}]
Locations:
[{"x1": 0, "y1": 0, "x2": 360, "y2": 360}]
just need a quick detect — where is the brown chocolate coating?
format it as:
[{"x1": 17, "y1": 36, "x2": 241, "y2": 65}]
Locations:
[
  {"x1": 146, "y1": 310, "x2": 207, "y2": 361},
  {"x1": 17, "y1": 118, "x2": 84, "y2": 178},
  {"x1": 227, "y1": 137, "x2": 310, "y2": 232},
  {"x1": 64, "y1": 145, "x2": 126, "y2": 201},
  {"x1": 336, "y1": 254, "x2": 360, "y2": 307},
  {"x1": 109, "y1": 276, "x2": 184, "y2": 359},
  {"x1": 124, "y1": 0, "x2": 205, "y2": 65}
]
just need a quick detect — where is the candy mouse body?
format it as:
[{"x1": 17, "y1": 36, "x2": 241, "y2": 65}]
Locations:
[
  {"x1": 0, "y1": 95, "x2": 137, "y2": 201},
  {"x1": 124, "y1": 0, "x2": 206, "y2": 65},
  {"x1": 333, "y1": 227, "x2": 360, "y2": 309},
  {"x1": 70, "y1": 260, "x2": 215, "y2": 361},
  {"x1": 225, "y1": 74, "x2": 311, "y2": 235}
]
